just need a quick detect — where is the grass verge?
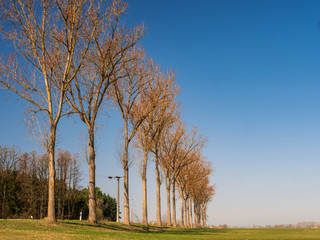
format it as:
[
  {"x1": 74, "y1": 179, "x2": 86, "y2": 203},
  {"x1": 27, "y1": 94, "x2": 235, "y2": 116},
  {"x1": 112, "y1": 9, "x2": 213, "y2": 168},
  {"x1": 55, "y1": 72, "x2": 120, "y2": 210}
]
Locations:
[{"x1": 1, "y1": 219, "x2": 320, "y2": 239}]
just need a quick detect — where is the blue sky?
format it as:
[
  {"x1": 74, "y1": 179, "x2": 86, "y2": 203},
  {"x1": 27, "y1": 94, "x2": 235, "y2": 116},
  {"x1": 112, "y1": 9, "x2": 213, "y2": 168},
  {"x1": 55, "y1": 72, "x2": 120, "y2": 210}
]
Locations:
[{"x1": 1, "y1": 0, "x2": 320, "y2": 227}]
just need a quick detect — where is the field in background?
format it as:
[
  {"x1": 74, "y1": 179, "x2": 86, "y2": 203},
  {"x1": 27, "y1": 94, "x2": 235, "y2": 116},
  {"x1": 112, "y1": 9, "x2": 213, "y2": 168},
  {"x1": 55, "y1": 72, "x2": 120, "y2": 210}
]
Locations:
[{"x1": 1, "y1": 219, "x2": 320, "y2": 239}]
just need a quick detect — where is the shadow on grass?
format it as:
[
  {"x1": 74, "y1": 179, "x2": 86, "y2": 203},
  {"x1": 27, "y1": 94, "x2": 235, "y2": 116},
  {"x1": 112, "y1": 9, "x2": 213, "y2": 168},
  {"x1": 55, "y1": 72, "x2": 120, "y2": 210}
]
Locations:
[{"x1": 61, "y1": 220, "x2": 229, "y2": 235}]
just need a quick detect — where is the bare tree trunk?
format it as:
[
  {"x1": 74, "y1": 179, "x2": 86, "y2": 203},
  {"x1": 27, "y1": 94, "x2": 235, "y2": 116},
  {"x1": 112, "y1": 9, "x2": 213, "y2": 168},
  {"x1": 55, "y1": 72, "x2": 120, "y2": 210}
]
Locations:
[
  {"x1": 200, "y1": 204, "x2": 204, "y2": 228},
  {"x1": 185, "y1": 198, "x2": 189, "y2": 228},
  {"x1": 200, "y1": 205, "x2": 205, "y2": 227},
  {"x1": 172, "y1": 181, "x2": 177, "y2": 227},
  {"x1": 193, "y1": 201, "x2": 197, "y2": 228},
  {"x1": 47, "y1": 125, "x2": 56, "y2": 222},
  {"x1": 155, "y1": 156, "x2": 162, "y2": 226},
  {"x1": 88, "y1": 129, "x2": 97, "y2": 223},
  {"x1": 198, "y1": 203, "x2": 201, "y2": 228},
  {"x1": 165, "y1": 179, "x2": 171, "y2": 226},
  {"x1": 189, "y1": 198, "x2": 193, "y2": 228},
  {"x1": 123, "y1": 142, "x2": 130, "y2": 225},
  {"x1": 180, "y1": 196, "x2": 184, "y2": 227},
  {"x1": 203, "y1": 205, "x2": 207, "y2": 228},
  {"x1": 142, "y1": 148, "x2": 148, "y2": 225}
]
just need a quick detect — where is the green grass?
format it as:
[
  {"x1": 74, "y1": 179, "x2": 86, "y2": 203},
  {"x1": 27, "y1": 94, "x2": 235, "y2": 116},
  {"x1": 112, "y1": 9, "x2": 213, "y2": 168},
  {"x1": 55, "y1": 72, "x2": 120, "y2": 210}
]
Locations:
[{"x1": 0, "y1": 219, "x2": 320, "y2": 239}]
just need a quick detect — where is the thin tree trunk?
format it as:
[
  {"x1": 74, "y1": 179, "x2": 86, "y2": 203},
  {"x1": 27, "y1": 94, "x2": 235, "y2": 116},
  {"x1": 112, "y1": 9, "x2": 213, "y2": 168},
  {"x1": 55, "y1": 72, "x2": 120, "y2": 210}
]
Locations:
[
  {"x1": 203, "y1": 205, "x2": 207, "y2": 228},
  {"x1": 198, "y1": 204, "x2": 200, "y2": 228},
  {"x1": 165, "y1": 179, "x2": 171, "y2": 226},
  {"x1": 172, "y1": 181, "x2": 176, "y2": 227},
  {"x1": 155, "y1": 155, "x2": 162, "y2": 226},
  {"x1": 185, "y1": 198, "x2": 189, "y2": 228},
  {"x1": 180, "y1": 196, "x2": 184, "y2": 227},
  {"x1": 194, "y1": 201, "x2": 197, "y2": 228},
  {"x1": 142, "y1": 148, "x2": 148, "y2": 225},
  {"x1": 201, "y1": 204, "x2": 204, "y2": 228},
  {"x1": 189, "y1": 198, "x2": 193, "y2": 228},
  {"x1": 201, "y1": 205, "x2": 204, "y2": 227},
  {"x1": 47, "y1": 125, "x2": 56, "y2": 222},
  {"x1": 123, "y1": 142, "x2": 130, "y2": 225},
  {"x1": 88, "y1": 129, "x2": 97, "y2": 223}
]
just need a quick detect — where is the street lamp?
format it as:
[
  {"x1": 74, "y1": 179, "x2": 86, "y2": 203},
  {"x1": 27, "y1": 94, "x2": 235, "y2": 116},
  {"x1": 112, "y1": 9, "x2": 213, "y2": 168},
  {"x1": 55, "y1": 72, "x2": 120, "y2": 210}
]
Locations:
[{"x1": 108, "y1": 176, "x2": 123, "y2": 222}]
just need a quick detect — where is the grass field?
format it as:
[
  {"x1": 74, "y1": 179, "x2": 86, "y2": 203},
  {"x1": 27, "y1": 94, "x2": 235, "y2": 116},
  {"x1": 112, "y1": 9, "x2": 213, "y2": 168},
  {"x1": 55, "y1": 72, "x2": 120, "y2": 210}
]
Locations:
[{"x1": 1, "y1": 219, "x2": 320, "y2": 239}]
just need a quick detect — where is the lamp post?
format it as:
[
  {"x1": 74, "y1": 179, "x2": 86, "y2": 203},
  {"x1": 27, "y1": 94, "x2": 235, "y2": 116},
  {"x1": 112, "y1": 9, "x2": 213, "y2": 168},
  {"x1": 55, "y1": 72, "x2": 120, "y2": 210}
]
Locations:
[{"x1": 108, "y1": 176, "x2": 123, "y2": 222}]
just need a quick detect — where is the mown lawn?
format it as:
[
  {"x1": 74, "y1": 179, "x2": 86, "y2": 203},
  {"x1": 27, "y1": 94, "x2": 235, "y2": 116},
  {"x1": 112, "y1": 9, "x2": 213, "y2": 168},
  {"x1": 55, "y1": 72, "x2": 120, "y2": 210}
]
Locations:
[{"x1": 0, "y1": 219, "x2": 320, "y2": 239}]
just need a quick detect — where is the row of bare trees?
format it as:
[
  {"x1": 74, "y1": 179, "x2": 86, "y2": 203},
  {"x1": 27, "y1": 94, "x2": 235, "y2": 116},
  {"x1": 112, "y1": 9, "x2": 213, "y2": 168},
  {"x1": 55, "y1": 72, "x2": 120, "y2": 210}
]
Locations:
[
  {"x1": 134, "y1": 107, "x2": 214, "y2": 227},
  {"x1": 0, "y1": 0, "x2": 214, "y2": 226},
  {"x1": 0, "y1": 0, "x2": 143, "y2": 223}
]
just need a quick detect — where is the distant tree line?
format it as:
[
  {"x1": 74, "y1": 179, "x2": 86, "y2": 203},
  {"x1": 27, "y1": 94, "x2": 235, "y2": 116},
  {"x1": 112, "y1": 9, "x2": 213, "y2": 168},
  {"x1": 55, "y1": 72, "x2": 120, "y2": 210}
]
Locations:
[
  {"x1": 0, "y1": 145, "x2": 116, "y2": 221},
  {"x1": 0, "y1": 0, "x2": 214, "y2": 227}
]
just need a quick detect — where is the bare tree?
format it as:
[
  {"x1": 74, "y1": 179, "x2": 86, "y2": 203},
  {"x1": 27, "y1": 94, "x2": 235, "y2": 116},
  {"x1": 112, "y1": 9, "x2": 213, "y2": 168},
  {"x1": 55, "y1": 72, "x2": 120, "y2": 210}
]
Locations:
[
  {"x1": 190, "y1": 165, "x2": 214, "y2": 228},
  {"x1": 171, "y1": 128, "x2": 207, "y2": 227},
  {"x1": 158, "y1": 121, "x2": 207, "y2": 226},
  {"x1": 134, "y1": 69, "x2": 178, "y2": 225},
  {"x1": 177, "y1": 154, "x2": 213, "y2": 228},
  {"x1": 0, "y1": 0, "x2": 100, "y2": 222},
  {"x1": 158, "y1": 121, "x2": 184, "y2": 226},
  {"x1": 145, "y1": 75, "x2": 180, "y2": 226},
  {"x1": 64, "y1": 0, "x2": 144, "y2": 223},
  {"x1": 112, "y1": 47, "x2": 166, "y2": 225}
]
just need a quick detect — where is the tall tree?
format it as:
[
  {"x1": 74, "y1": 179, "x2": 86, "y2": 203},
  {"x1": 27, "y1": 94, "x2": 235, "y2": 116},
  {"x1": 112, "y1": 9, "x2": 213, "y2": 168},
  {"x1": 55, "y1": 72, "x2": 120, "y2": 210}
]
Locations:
[
  {"x1": 177, "y1": 154, "x2": 212, "y2": 228},
  {"x1": 112, "y1": 47, "x2": 165, "y2": 225},
  {"x1": 158, "y1": 121, "x2": 186, "y2": 226},
  {"x1": 0, "y1": 0, "x2": 99, "y2": 222},
  {"x1": 64, "y1": 0, "x2": 144, "y2": 223},
  {"x1": 171, "y1": 128, "x2": 207, "y2": 227},
  {"x1": 134, "y1": 69, "x2": 178, "y2": 225},
  {"x1": 159, "y1": 122, "x2": 206, "y2": 226},
  {"x1": 149, "y1": 90, "x2": 180, "y2": 226}
]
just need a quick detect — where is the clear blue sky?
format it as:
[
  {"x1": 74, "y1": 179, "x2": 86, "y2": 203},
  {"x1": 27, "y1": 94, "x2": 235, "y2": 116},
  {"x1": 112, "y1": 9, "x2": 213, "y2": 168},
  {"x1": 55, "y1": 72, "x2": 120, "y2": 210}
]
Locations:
[{"x1": 1, "y1": 0, "x2": 320, "y2": 227}]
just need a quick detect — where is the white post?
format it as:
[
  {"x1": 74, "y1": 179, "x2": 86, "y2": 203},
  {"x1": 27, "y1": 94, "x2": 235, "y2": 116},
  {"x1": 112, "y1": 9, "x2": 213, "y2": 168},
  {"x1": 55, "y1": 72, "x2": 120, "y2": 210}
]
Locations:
[{"x1": 117, "y1": 178, "x2": 120, "y2": 222}]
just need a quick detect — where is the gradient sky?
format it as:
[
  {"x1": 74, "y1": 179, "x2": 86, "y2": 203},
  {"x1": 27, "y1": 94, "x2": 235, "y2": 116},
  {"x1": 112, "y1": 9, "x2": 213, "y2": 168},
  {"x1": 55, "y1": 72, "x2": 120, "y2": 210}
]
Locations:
[{"x1": 1, "y1": 0, "x2": 320, "y2": 227}]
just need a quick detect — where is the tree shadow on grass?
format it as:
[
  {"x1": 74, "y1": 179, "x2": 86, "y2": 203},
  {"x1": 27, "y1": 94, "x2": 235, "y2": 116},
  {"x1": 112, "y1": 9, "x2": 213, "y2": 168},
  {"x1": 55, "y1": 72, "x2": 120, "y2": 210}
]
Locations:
[
  {"x1": 61, "y1": 220, "x2": 229, "y2": 235},
  {"x1": 61, "y1": 220, "x2": 166, "y2": 233}
]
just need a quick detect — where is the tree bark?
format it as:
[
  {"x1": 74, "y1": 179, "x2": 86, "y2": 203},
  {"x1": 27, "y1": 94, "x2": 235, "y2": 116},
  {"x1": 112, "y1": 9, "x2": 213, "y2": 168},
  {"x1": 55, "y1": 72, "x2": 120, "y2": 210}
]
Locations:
[
  {"x1": 203, "y1": 205, "x2": 207, "y2": 228},
  {"x1": 165, "y1": 179, "x2": 171, "y2": 226},
  {"x1": 155, "y1": 156, "x2": 162, "y2": 226},
  {"x1": 172, "y1": 181, "x2": 177, "y2": 227},
  {"x1": 142, "y1": 148, "x2": 148, "y2": 225},
  {"x1": 88, "y1": 129, "x2": 97, "y2": 223},
  {"x1": 194, "y1": 201, "x2": 198, "y2": 228},
  {"x1": 47, "y1": 125, "x2": 56, "y2": 222},
  {"x1": 123, "y1": 142, "x2": 130, "y2": 225},
  {"x1": 180, "y1": 196, "x2": 184, "y2": 227},
  {"x1": 189, "y1": 198, "x2": 193, "y2": 228},
  {"x1": 185, "y1": 198, "x2": 189, "y2": 228}
]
